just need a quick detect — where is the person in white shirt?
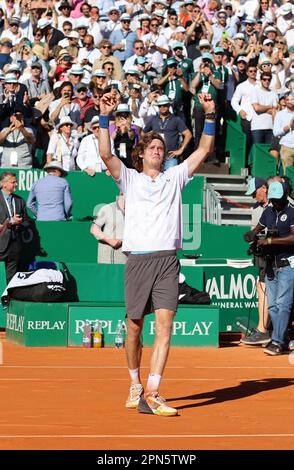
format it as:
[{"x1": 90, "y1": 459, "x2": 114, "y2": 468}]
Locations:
[
  {"x1": 77, "y1": 116, "x2": 114, "y2": 176},
  {"x1": 78, "y1": 34, "x2": 101, "y2": 67},
  {"x1": 98, "y1": 91, "x2": 216, "y2": 417},
  {"x1": 273, "y1": 93, "x2": 294, "y2": 173},
  {"x1": 141, "y1": 18, "x2": 169, "y2": 69},
  {"x1": 251, "y1": 72, "x2": 278, "y2": 144},
  {"x1": 231, "y1": 64, "x2": 258, "y2": 158}
]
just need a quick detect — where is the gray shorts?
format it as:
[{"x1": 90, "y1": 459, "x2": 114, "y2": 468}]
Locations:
[{"x1": 125, "y1": 250, "x2": 180, "y2": 319}]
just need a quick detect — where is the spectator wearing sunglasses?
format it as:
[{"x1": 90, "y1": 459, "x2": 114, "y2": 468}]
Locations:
[
  {"x1": 251, "y1": 72, "x2": 278, "y2": 144},
  {"x1": 109, "y1": 14, "x2": 138, "y2": 65},
  {"x1": 93, "y1": 39, "x2": 123, "y2": 81}
]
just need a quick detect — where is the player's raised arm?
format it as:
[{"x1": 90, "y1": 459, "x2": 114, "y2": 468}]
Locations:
[
  {"x1": 98, "y1": 93, "x2": 122, "y2": 180},
  {"x1": 187, "y1": 93, "x2": 216, "y2": 177}
]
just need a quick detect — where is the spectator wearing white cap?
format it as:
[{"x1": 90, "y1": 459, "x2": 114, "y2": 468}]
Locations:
[
  {"x1": 242, "y1": 17, "x2": 258, "y2": 43},
  {"x1": 259, "y1": 38, "x2": 275, "y2": 62},
  {"x1": 78, "y1": 34, "x2": 101, "y2": 67},
  {"x1": 109, "y1": 14, "x2": 138, "y2": 64},
  {"x1": 46, "y1": 116, "x2": 79, "y2": 172},
  {"x1": 23, "y1": 62, "x2": 50, "y2": 103},
  {"x1": 77, "y1": 116, "x2": 112, "y2": 176},
  {"x1": 68, "y1": 64, "x2": 84, "y2": 90},
  {"x1": 37, "y1": 18, "x2": 64, "y2": 53},
  {"x1": 192, "y1": 39, "x2": 212, "y2": 73},
  {"x1": 100, "y1": 8, "x2": 121, "y2": 38},
  {"x1": 92, "y1": 39, "x2": 123, "y2": 81},
  {"x1": 0, "y1": 17, "x2": 23, "y2": 47},
  {"x1": 277, "y1": 3, "x2": 293, "y2": 36}
]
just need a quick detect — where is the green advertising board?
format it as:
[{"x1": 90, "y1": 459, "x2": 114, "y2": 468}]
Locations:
[
  {"x1": 68, "y1": 305, "x2": 219, "y2": 347},
  {"x1": 204, "y1": 266, "x2": 259, "y2": 332}
]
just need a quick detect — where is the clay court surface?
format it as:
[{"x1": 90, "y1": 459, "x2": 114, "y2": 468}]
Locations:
[{"x1": 1, "y1": 332, "x2": 294, "y2": 451}]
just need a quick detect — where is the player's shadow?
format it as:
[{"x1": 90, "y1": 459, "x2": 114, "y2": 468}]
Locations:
[{"x1": 167, "y1": 378, "x2": 294, "y2": 410}]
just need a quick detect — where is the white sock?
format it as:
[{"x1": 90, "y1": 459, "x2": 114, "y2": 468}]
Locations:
[
  {"x1": 129, "y1": 368, "x2": 140, "y2": 384},
  {"x1": 179, "y1": 272, "x2": 185, "y2": 284},
  {"x1": 146, "y1": 373, "x2": 161, "y2": 392}
]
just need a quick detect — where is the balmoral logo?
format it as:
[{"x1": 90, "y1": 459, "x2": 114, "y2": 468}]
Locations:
[
  {"x1": 206, "y1": 273, "x2": 258, "y2": 309},
  {"x1": 6, "y1": 313, "x2": 24, "y2": 333}
]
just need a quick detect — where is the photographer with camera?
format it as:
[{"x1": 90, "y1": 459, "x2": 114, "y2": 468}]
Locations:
[
  {"x1": 242, "y1": 177, "x2": 270, "y2": 346},
  {"x1": 245, "y1": 180, "x2": 294, "y2": 356}
]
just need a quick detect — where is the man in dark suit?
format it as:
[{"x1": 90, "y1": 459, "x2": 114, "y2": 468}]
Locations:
[{"x1": 0, "y1": 171, "x2": 30, "y2": 282}]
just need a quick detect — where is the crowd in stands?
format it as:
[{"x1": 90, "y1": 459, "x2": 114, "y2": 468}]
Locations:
[{"x1": 0, "y1": 0, "x2": 293, "y2": 174}]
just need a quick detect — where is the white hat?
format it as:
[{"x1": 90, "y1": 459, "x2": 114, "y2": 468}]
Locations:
[
  {"x1": 264, "y1": 26, "x2": 277, "y2": 34},
  {"x1": 37, "y1": 18, "x2": 52, "y2": 29},
  {"x1": 199, "y1": 39, "x2": 211, "y2": 48},
  {"x1": 234, "y1": 33, "x2": 245, "y2": 40},
  {"x1": 53, "y1": 81, "x2": 62, "y2": 90},
  {"x1": 126, "y1": 66, "x2": 139, "y2": 75},
  {"x1": 120, "y1": 13, "x2": 131, "y2": 21},
  {"x1": 139, "y1": 14, "x2": 150, "y2": 21},
  {"x1": 236, "y1": 6, "x2": 245, "y2": 17},
  {"x1": 92, "y1": 69, "x2": 106, "y2": 77},
  {"x1": 0, "y1": 70, "x2": 5, "y2": 80},
  {"x1": 56, "y1": 116, "x2": 75, "y2": 129},
  {"x1": 152, "y1": 9, "x2": 165, "y2": 18},
  {"x1": 156, "y1": 94, "x2": 170, "y2": 106},
  {"x1": 244, "y1": 16, "x2": 256, "y2": 24},
  {"x1": 90, "y1": 116, "x2": 100, "y2": 127},
  {"x1": 44, "y1": 161, "x2": 68, "y2": 176},
  {"x1": 176, "y1": 26, "x2": 186, "y2": 33},
  {"x1": 116, "y1": 103, "x2": 131, "y2": 113},
  {"x1": 263, "y1": 39, "x2": 274, "y2": 45},
  {"x1": 237, "y1": 56, "x2": 247, "y2": 63},
  {"x1": 76, "y1": 18, "x2": 88, "y2": 29},
  {"x1": 4, "y1": 73, "x2": 18, "y2": 83},
  {"x1": 68, "y1": 31, "x2": 80, "y2": 39},
  {"x1": 69, "y1": 64, "x2": 84, "y2": 75},
  {"x1": 7, "y1": 64, "x2": 22, "y2": 73},
  {"x1": 258, "y1": 57, "x2": 272, "y2": 66},
  {"x1": 280, "y1": 4, "x2": 293, "y2": 15}
]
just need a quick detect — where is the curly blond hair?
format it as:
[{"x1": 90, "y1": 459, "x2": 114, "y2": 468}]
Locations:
[{"x1": 131, "y1": 132, "x2": 166, "y2": 172}]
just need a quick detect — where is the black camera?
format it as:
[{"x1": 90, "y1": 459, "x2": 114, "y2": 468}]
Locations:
[{"x1": 244, "y1": 228, "x2": 279, "y2": 256}]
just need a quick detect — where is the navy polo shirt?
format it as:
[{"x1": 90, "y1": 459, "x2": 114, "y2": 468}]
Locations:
[
  {"x1": 259, "y1": 202, "x2": 294, "y2": 260},
  {"x1": 144, "y1": 114, "x2": 187, "y2": 153}
]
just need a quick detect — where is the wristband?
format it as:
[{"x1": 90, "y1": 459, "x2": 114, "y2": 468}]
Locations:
[
  {"x1": 203, "y1": 121, "x2": 216, "y2": 136},
  {"x1": 99, "y1": 115, "x2": 110, "y2": 129}
]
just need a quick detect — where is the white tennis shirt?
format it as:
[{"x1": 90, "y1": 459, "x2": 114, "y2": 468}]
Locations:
[{"x1": 117, "y1": 160, "x2": 191, "y2": 253}]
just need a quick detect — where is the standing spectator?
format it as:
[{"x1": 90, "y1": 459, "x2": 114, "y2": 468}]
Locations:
[
  {"x1": 23, "y1": 62, "x2": 51, "y2": 105},
  {"x1": 273, "y1": 93, "x2": 294, "y2": 173},
  {"x1": 0, "y1": 106, "x2": 35, "y2": 168},
  {"x1": 37, "y1": 18, "x2": 64, "y2": 54},
  {"x1": 46, "y1": 116, "x2": 79, "y2": 171},
  {"x1": 90, "y1": 192, "x2": 126, "y2": 264},
  {"x1": 191, "y1": 53, "x2": 221, "y2": 150},
  {"x1": 251, "y1": 72, "x2": 278, "y2": 144},
  {"x1": 110, "y1": 104, "x2": 139, "y2": 169},
  {"x1": 0, "y1": 171, "x2": 30, "y2": 282},
  {"x1": 231, "y1": 64, "x2": 258, "y2": 159},
  {"x1": 49, "y1": 81, "x2": 81, "y2": 128},
  {"x1": 73, "y1": 83, "x2": 93, "y2": 125},
  {"x1": 144, "y1": 94, "x2": 192, "y2": 169},
  {"x1": 27, "y1": 161, "x2": 72, "y2": 222},
  {"x1": 110, "y1": 14, "x2": 138, "y2": 65},
  {"x1": 77, "y1": 116, "x2": 112, "y2": 176}
]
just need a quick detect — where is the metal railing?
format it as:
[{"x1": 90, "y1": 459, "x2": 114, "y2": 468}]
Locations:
[{"x1": 204, "y1": 182, "x2": 222, "y2": 225}]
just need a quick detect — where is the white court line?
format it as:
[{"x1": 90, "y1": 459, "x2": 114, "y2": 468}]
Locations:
[
  {"x1": 1, "y1": 365, "x2": 294, "y2": 369},
  {"x1": 0, "y1": 378, "x2": 223, "y2": 381},
  {"x1": 0, "y1": 434, "x2": 294, "y2": 439}
]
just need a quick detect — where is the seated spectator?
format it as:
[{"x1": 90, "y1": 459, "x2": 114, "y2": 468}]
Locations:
[
  {"x1": 27, "y1": 161, "x2": 72, "y2": 221},
  {"x1": 92, "y1": 39, "x2": 123, "y2": 81},
  {"x1": 0, "y1": 106, "x2": 35, "y2": 168},
  {"x1": 46, "y1": 116, "x2": 79, "y2": 171}
]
